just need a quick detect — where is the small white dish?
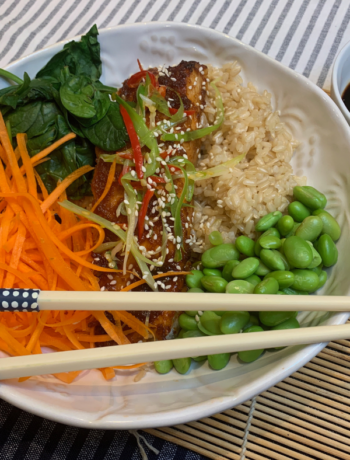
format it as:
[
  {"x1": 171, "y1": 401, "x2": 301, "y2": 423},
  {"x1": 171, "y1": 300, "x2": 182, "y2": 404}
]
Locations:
[
  {"x1": 331, "y1": 39, "x2": 350, "y2": 123},
  {"x1": 0, "y1": 22, "x2": 350, "y2": 430}
]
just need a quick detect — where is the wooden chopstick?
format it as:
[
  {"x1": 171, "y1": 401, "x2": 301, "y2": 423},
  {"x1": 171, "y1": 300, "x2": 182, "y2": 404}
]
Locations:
[
  {"x1": 37, "y1": 291, "x2": 350, "y2": 311},
  {"x1": 2, "y1": 323, "x2": 350, "y2": 380}
]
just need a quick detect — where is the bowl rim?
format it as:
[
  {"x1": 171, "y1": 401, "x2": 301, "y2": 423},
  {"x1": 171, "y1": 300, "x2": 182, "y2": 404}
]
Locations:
[{"x1": 1, "y1": 21, "x2": 349, "y2": 430}]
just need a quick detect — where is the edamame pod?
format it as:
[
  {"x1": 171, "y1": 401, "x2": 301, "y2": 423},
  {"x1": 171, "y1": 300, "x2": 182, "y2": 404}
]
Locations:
[
  {"x1": 220, "y1": 311, "x2": 250, "y2": 334},
  {"x1": 173, "y1": 357, "x2": 192, "y2": 374},
  {"x1": 186, "y1": 270, "x2": 204, "y2": 289},
  {"x1": 283, "y1": 236, "x2": 313, "y2": 268},
  {"x1": 293, "y1": 186, "x2": 327, "y2": 210},
  {"x1": 259, "y1": 311, "x2": 297, "y2": 327},
  {"x1": 313, "y1": 209, "x2": 341, "y2": 241},
  {"x1": 235, "y1": 235, "x2": 255, "y2": 257},
  {"x1": 199, "y1": 311, "x2": 222, "y2": 335},
  {"x1": 317, "y1": 270, "x2": 327, "y2": 290},
  {"x1": 201, "y1": 276, "x2": 228, "y2": 293},
  {"x1": 317, "y1": 234, "x2": 338, "y2": 267},
  {"x1": 209, "y1": 231, "x2": 224, "y2": 246},
  {"x1": 208, "y1": 353, "x2": 231, "y2": 370},
  {"x1": 277, "y1": 215, "x2": 294, "y2": 236},
  {"x1": 253, "y1": 277, "x2": 279, "y2": 294},
  {"x1": 202, "y1": 244, "x2": 240, "y2": 268},
  {"x1": 238, "y1": 325, "x2": 264, "y2": 362},
  {"x1": 259, "y1": 235, "x2": 281, "y2": 249},
  {"x1": 226, "y1": 280, "x2": 255, "y2": 294},
  {"x1": 245, "y1": 274, "x2": 262, "y2": 286},
  {"x1": 264, "y1": 270, "x2": 295, "y2": 289},
  {"x1": 291, "y1": 269, "x2": 319, "y2": 292},
  {"x1": 203, "y1": 268, "x2": 222, "y2": 277},
  {"x1": 232, "y1": 257, "x2": 259, "y2": 279},
  {"x1": 260, "y1": 249, "x2": 285, "y2": 271},
  {"x1": 255, "y1": 211, "x2": 282, "y2": 232},
  {"x1": 288, "y1": 201, "x2": 311, "y2": 222},
  {"x1": 179, "y1": 313, "x2": 199, "y2": 331},
  {"x1": 154, "y1": 360, "x2": 173, "y2": 374},
  {"x1": 295, "y1": 216, "x2": 323, "y2": 242}
]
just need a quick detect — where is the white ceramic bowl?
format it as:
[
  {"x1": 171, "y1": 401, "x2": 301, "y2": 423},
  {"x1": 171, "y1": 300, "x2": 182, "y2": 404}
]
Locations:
[
  {"x1": 332, "y1": 40, "x2": 350, "y2": 123},
  {"x1": 1, "y1": 22, "x2": 350, "y2": 430}
]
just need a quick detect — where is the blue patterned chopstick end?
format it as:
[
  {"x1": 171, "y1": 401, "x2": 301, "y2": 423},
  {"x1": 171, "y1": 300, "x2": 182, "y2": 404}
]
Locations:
[{"x1": 0, "y1": 289, "x2": 40, "y2": 312}]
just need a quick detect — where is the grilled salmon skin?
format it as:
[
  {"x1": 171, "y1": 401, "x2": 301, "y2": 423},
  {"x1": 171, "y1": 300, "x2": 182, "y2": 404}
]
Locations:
[{"x1": 92, "y1": 61, "x2": 208, "y2": 342}]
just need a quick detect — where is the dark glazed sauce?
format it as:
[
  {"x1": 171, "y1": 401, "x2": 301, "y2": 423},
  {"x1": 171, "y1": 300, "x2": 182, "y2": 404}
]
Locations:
[{"x1": 342, "y1": 83, "x2": 350, "y2": 111}]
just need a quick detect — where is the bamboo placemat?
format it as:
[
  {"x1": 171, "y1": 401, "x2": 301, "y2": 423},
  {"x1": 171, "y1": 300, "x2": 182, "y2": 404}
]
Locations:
[{"x1": 145, "y1": 330, "x2": 350, "y2": 460}]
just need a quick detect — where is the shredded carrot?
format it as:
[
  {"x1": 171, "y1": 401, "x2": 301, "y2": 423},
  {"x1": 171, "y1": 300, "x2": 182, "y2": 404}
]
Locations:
[
  {"x1": 0, "y1": 113, "x2": 188, "y2": 386},
  {"x1": 121, "y1": 271, "x2": 190, "y2": 291},
  {"x1": 91, "y1": 156, "x2": 117, "y2": 212}
]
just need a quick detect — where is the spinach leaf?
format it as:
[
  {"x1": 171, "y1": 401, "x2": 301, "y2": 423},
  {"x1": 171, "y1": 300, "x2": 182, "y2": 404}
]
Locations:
[
  {"x1": 26, "y1": 101, "x2": 61, "y2": 138},
  {"x1": 60, "y1": 75, "x2": 96, "y2": 118},
  {"x1": 74, "y1": 89, "x2": 110, "y2": 127},
  {"x1": 6, "y1": 100, "x2": 42, "y2": 135},
  {"x1": 0, "y1": 72, "x2": 31, "y2": 109},
  {"x1": 82, "y1": 101, "x2": 127, "y2": 151},
  {"x1": 36, "y1": 25, "x2": 101, "y2": 82}
]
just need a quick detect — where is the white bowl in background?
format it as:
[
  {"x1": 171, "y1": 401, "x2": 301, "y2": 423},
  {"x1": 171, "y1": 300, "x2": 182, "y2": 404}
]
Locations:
[
  {"x1": 0, "y1": 22, "x2": 350, "y2": 430},
  {"x1": 331, "y1": 40, "x2": 350, "y2": 123}
]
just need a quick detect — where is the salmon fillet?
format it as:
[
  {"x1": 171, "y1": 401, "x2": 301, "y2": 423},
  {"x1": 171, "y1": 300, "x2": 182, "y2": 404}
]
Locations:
[{"x1": 92, "y1": 61, "x2": 208, "y2": 342}]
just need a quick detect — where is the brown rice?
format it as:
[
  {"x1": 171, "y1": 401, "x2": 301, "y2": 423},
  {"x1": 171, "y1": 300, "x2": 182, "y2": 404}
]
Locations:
[{"x1": 192, "y1": 61, "x2": 306, "y2": 253}]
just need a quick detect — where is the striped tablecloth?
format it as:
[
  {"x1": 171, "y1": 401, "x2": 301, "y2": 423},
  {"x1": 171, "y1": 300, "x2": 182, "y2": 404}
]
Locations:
[{"x1": 1, "y1": 1, "x2": 350, "y2": 459}]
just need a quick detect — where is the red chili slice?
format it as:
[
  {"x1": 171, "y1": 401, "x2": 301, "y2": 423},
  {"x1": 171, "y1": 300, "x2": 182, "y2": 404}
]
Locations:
[
  {"x1": 118, "y1": 163, "x2": 130, "y2": 185},
  {"x1": 149, "y1": 176, "x2": 166, "y2": 184},
  {"x1": 138, "y1": 189, "x2": 155, "y2": 240},
  {"x1": 120, "y1": 105, "x2": 144, "y2": 180},
  {"x1": 137, "y1": 59, "x2": 143, "y2": 72},
  {"x1": 168, "y1": 107, "x2": 196, "y2": 116},
  {"x1": 128, "y1": 70, "x2": 157, "y2": 89}
]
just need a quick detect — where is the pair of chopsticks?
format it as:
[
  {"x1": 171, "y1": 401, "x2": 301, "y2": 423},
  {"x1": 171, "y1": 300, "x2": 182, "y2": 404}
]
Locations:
[{"x1": 1, "y1": 323, "x2": 350, "y2": 380}]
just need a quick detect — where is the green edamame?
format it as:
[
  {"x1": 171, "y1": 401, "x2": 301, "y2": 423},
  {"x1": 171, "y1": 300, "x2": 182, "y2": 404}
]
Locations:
[
  {"x1": 310, "y1": 264, "x2": 323, "y2": 276},
  {"x1": 264, "y1": 271, "x2": 295, "y2": 289},
  {"x1": 253, "y1": 277, "x2": 279, "y2": 294},
  {"x1": 186, "y1": 270, "x2": 204, "y2": 289},
  {"x1": 291, "y1": 269, "x2": 319, "y2": 292},
  {"x1": 238, "y1": 325, "x2": 264, "y2": 363},
  {"x1": 208, "y1": 353, "x2": 231, "y2": 370},
  {"x1": 259, "y1": 235, "x2": 281, "y2": 249},
  {"x1": 255, "y1": 211, "x2": 282, "y2": 232},
  {"x1": 317, "y1": 270, "x2": 327, "y2": 290},
  {"x1": 222, "y1": 260, "x2": 240, "y2": 282},
  {"x1": 281, "y1": 287, "x2": 308, "y2": 295},
  {"x1": 317, "y1": 234, "x2": 338, "y2": 267},
  {"x1": 260, "y1": 249, "x2": 285, "y2": 271},
  {"x1": 255, "y1": 260, "x2": 271, "y2": 277},
  {"x1": 198, "y1": 311, "x2": 222, "y2": 335},
  {"x1": 209, "y1": 231, "x2": 224, "y2": 246},
  {"x1": 185, "y1": 310, "x2": 198, "y2": 317},
  {"x1": 245, "y1": 274, "x2": 262, "y2": 286},
  {"x1": 285, "y1": 222, "x2": 301, "y2": 238},
  {"x1": 288, "y1": 201, "x2": 311, "y2": 222},
  {"x1": 295, "y1": 216, "x2": 323, "y2": 242},
  {"x1": 283, "y1": 236, "x2": 313, "y2": 268},
  {"x1": 272, "y1": 318, "x2": 300, "y2": 349},
  {"x1": 154, "y1": 360, "x2": 173, "y2": 374},
  {"x1": 201, "y1": 276, "x2": 228, "y2": 293},
  {"x1": 254, "y1": 238, "x2": 262, "y2": 257},
  {"x1": 307, "y1": 243, "x2": 322, "y2": 269},
  {"x1": 203, "y1": 268, "x2": 222, "y2": 277},
  {"x1": 183, "y1": 330, "x2": 205, "y2": 338},
  {"x1": 179, "y1": 313, "x2": 199, "y2": 331},
  {"x1": 173, "y1": 357, "x2": 191, "y2": 374},
  {"x1": 188, "y1": 287, "x2": 204, "y2": 293},
  {"x1": 220, "y1": 311, "x2": 250, "y2": 334},
  {"x1": 192, "y1": 356, "x2": 207, "y2": 362},
  {"x1": 277, "y1": 215, "x2": 294, "y2": 236},
  {"x1": 226, "y1": 280, "x2": 255, "y2": 294},
  {"x1": 293, "y1": 186, "x2": 327, "y2": 210},
  {"x1": 276, "y1": 290, "x2": 287, "y2": 295},
  {"x1": 232, "y1": 257, "x2": 259, "y2": 279},
  {"x1": 255, "y1": 228, "x2": 281, "y2": 257},
  {"x1": 313, "y1": 209, "x2": 341, "y2": 241},
  {"x1": 259, "y1": 311, "x2": 297, "y2": 327},
  {"x1": 202, "y1": 244, "x2": 240, "y2": 268},
  {"x1": 235, "y1": 235, "x2": 255, "y2": 257},
  {"x1": 243, "y1": 315, "x2": 260, "y2": 330}
]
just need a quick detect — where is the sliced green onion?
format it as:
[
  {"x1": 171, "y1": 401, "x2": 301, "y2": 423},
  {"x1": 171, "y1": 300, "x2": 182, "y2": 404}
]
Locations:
[
  {"x1": 161, "y1": 81, "x2": 224, "y2": 142},
  {"x1": 100, "y1": 153, "x2": 134, "y2": 165},
  {"x1": 188, "y1": 154, "x2": 245, "y2": 181},
  {"x1": 136, "y1": 83, "x2": 146, "y2": 116}
]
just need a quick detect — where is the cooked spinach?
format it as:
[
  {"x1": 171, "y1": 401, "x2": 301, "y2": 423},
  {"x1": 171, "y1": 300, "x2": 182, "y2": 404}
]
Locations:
[{"x1": 0, "y1": 25, "x2": 128, "y2": 198}]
